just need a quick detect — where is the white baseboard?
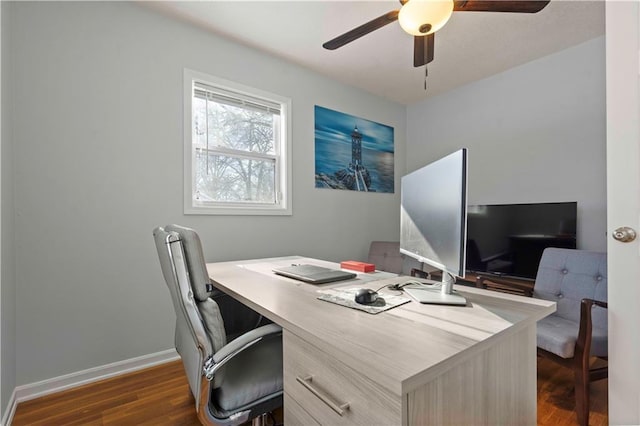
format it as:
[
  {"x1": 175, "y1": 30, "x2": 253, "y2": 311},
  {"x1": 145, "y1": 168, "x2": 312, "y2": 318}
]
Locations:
[
  {"x1": 14, "y1": 348, "x2": 179, "y2": 406},
  {"x1": 1, "y1": 389, "x2": 17, "y2": 426}
]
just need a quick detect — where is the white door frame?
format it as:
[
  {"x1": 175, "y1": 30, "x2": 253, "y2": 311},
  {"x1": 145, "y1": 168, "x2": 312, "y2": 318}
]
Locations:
[{"x1": 606, "y1": 1, "x2": 640, "y2": 424}]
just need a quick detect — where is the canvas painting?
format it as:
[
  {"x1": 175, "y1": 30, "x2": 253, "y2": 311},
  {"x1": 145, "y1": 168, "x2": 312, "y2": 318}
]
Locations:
[{"x1": 314, "y1": 105, "x2": 394, "y2": 193}]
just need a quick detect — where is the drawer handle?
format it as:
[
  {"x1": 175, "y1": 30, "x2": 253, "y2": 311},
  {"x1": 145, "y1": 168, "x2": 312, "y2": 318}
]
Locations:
[{"x1": 296, "y1": 375, "x2": 350, "y2": 416}]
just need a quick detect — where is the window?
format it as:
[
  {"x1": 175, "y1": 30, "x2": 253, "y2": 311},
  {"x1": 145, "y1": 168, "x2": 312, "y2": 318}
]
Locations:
[{"x1": 184, "y1": 69, "x2": 292, "y2": 215}]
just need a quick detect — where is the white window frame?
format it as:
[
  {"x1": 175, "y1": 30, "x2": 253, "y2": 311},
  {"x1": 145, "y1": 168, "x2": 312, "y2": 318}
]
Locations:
[{"x1": 183, "y1": 69, "x2": 292, "y2": 215}]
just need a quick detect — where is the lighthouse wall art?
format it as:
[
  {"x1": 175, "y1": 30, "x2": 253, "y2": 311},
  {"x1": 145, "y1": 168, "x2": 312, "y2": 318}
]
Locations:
[{"x1": 314, "y1": 105, "x2": 394, "y2": 193}]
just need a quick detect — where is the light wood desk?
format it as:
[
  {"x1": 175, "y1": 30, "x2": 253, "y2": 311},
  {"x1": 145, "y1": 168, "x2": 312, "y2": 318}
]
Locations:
[{"x1": 206, "y1": 256, "x2": 555, "y2": 425}]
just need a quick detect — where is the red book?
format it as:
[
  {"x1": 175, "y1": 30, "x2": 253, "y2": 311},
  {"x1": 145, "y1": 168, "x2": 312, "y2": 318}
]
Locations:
[{"x1": 340, "y1": 260, "x2": 375, "y2": 273}]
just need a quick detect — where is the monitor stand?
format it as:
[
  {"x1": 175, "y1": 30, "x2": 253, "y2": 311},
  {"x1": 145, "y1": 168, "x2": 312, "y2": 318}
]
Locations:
[{"x1": 403, "y1": 273, "x2": 467, "y2": 306}]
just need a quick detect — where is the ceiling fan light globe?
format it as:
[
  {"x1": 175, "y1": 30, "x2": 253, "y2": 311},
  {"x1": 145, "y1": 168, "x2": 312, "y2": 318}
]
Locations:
[{"x1": 398, "y1": 0, "x2": 454, "y2": 36}]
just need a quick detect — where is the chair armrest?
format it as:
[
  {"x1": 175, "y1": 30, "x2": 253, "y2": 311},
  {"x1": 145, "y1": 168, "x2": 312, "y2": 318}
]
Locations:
[
  {"x1": 477, "y1": 276, "x2": 534, "y2": 297},
  {"x1": 203, "y1": 323, "x2": 282, "y2": 380},
  {"x1": 575, "y1": 298, "x2": 608, "y2": 362},
  {"x1": 582, "y1": 298, "x2": 607, "y2": 310},
  {"x1": 579, "y1": 298, "x2": 608, "y2": 334}
]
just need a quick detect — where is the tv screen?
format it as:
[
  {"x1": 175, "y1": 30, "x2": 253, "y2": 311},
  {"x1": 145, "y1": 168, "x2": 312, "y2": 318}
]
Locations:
[
  {"x1": 466, "y1": 202, "x2": 577, "y2": 279},
  {"x1": 400, "y1": 149, "x2": 467, "y2": 279}
]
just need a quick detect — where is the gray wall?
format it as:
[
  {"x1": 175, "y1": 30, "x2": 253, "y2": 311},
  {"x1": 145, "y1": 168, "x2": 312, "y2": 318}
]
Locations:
[
  {"x1": 407, "y1": 37, "x2": 606, "y2": 252},
  {"x1": 8, "y1": 1, "x2": 405, "y2": 385},
  {"x1": 1, "y1": 0, "x2": 17, "y2": 417}
]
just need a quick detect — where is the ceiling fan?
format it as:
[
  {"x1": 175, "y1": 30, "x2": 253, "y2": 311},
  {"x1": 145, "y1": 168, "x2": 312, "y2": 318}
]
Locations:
[{"x1": 323, "y1": 0, "x2": 551, "y2": 71}]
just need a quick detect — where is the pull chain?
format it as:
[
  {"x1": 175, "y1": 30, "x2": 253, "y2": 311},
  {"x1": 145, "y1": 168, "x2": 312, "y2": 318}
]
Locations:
[{"x1": 424, "y1": 65, "x2": 428, "y2": 91}]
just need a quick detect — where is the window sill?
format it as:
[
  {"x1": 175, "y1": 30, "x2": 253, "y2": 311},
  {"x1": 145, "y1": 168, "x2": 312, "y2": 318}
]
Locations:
[{"x1": 184, "y1": 205, "x2": 292, "y2": 216}]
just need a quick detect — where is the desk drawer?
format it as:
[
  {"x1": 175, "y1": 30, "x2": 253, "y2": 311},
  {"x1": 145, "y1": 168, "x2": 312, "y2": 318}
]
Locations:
[
  {"x1": 284, "y1": 331, "x2": 400, "y2": 426},
  {"x1": 284, "y1": 392, "x2": 320, "y2": 426}
]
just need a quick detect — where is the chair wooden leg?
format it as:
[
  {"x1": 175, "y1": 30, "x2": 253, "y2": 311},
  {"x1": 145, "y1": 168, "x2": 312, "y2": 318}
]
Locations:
[
  {"x1": 251, "y1": 413, "x2": 265, "y2": 426},
  {"x1": 574, "y1": 366, "x2": 590, "y2": 426}
]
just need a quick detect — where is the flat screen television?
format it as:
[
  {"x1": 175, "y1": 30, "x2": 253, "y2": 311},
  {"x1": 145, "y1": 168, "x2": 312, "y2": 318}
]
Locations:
[
  {"x1": 466, "y1": 202, "x2": 577, "y2": 280},
  {"x1": 400, "y1": 148, "x2": 468, "y2": 305}
]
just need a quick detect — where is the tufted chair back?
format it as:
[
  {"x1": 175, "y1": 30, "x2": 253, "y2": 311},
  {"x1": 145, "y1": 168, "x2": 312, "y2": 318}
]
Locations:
[
  {"x1": 534, "y1": 247, "x2": 607, "y2": 358},
  {"x1": 534, "y1": 248, "x2": 607, "y2": 326},
  {"x1": 368, "y1": 241, "x2": 403, "y2": 273},
  {"x1": 367, "y1": 241, "x2": 424, "y2": 276}
]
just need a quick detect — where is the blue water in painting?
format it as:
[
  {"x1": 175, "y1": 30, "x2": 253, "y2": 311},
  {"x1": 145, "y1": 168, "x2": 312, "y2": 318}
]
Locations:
[
  {"x1": 315, "y1": 139, "x2": 394, "y2": 193},
  {"x1": 314, "y1": 106, "x2": 395, "y2": 193}
]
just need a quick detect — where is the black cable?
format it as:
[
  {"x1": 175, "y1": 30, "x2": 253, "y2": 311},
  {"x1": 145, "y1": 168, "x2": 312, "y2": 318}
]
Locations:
[
  {"x1": 382, "y1": 280, "x2": 441, "y2": 294},
  {"x1": 374, "y1": 283, "x2": 391, "y2": 292},
  {"x1": 376, "y1": 274, "x2": 437, "y2": 293}
]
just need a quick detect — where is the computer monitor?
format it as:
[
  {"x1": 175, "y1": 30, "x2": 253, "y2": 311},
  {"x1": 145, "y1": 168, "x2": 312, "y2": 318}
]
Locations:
[{"x1": 400, "y1": 148, "x2": 468, "y2": 305}]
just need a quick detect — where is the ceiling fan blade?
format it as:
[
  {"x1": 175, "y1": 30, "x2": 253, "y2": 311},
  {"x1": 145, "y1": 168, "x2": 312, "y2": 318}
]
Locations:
[
  {"x1": 323, "y1": 10, "x2": 399, "y2": 50},
  {"x1": 453, "y1": 1, "x2": 550, "y2": 13},
  {"x1": 414, "y1": 34, "x2": 435, "y2": 67}
]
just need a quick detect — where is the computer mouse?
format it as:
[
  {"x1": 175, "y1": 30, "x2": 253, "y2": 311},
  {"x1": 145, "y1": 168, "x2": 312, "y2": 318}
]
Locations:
[{"x1": 354, "y1": 288, "x2": 379, "y2": 305}]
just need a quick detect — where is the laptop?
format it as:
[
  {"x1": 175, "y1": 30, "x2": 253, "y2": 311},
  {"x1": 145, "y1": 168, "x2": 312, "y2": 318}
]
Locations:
[{"x1": 273, "y1": 264, "x2": 357, "y2": 284}]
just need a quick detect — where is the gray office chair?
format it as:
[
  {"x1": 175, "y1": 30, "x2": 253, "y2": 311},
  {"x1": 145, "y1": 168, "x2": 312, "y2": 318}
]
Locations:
[
  {"x1": 153, "y1": 224, "x2": 283, "y2": 425},
  {"x1": 367, "y1": 240, "x2": 426, "y2": 277},
  {"x1": 367, "y1": 241, "x2": 403, "y2": 273},
  {"x1": 533, "y1": 248, "x2": 608, "y2": 426}
]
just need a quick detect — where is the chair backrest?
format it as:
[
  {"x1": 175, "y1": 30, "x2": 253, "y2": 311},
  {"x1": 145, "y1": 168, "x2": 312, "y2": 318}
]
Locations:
[
  {"x1": 163, "y1": 225, "x2": 228, "y2": 352},
  {"x1": 154, "y1": 225, "x2": 233, "y2": 408},
  {"x1": 368, "y1": 241, "x2": 427, "y2": 276},
  {"x1": 533, "y1": 247, "x2": 607, "y2": 329},
  {"x1": 164, "y1": 224, "x2": 213, "y2": 302},
  {"x1": 153, "y1": 227, "x2": 212, "y2": 403},
  {"x1": 368, "y1": 241, "x2": 403, "y2": 273}
]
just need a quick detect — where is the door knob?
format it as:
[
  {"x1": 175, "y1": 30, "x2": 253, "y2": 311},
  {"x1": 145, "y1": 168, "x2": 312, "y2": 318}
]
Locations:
[{"x1": 612, "y1": 226, "x2": 637, "y2": 242}]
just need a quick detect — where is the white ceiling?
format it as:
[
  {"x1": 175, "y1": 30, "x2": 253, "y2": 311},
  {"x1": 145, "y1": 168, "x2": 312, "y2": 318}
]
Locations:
[{"x1": 147, "y1": 1, "x2": 605, "y2": 105}]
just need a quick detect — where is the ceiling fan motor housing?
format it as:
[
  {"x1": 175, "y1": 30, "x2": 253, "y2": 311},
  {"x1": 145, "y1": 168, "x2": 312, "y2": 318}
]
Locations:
[{"x1": 398, "y1": 0, "x2": 455, "y2": 36}]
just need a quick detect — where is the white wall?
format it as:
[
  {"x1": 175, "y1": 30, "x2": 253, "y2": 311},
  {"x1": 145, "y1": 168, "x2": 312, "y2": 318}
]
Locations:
[
  {"x1": 407, "y1": 37, "x2": 606, "y2": 253},
  {"x1": 1, "y1": 0, "x2": 17, "y2": 418},
  {"x1": 8, "y1": 1, "x2": 405, "y2": 385}
]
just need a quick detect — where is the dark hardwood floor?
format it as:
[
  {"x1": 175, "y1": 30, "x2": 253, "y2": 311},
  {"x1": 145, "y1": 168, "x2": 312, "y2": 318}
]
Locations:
[
  {"x1": 13, "y1": 357, "x2": 608, "y2": 425},
  {"x1": 537, "y1": 356, "x2": 608, "y2": 426}
]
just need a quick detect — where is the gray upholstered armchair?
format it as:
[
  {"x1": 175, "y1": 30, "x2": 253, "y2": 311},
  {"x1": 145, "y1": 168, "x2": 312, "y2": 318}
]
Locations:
[
  {"x1": 153, "y1": 224, "x2": 283, "y2": 425},
  {"x1": 533, "y1": 248, "x2": 608, "y2": 426},
  {"x1": 367, "y1": 241, "x2": 424, "y2": 276}
]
